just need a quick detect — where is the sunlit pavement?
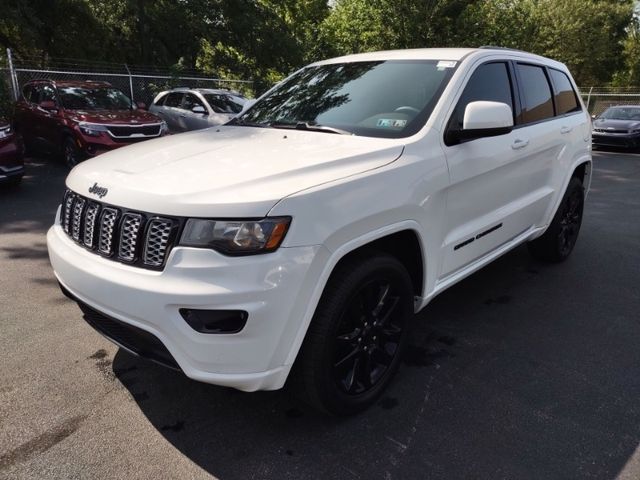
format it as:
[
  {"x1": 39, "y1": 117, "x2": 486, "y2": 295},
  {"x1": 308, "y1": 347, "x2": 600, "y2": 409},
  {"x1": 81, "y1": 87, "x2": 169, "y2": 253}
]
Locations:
[{"x1": 1, "y1": 150, "x2": 639, "y2": 479}]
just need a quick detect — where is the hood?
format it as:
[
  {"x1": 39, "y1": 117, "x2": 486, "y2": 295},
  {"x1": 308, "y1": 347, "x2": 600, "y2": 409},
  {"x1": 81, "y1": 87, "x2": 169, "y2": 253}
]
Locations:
[
  {"x1": 66, "y1": 126, "x2": 405, "y2": 217},
  {"x1": 594, "y1": 118, "x2": 640, "y2": 130},
  {"x1": 65, "y1": 109, "x2": 161, "y2": 125}
]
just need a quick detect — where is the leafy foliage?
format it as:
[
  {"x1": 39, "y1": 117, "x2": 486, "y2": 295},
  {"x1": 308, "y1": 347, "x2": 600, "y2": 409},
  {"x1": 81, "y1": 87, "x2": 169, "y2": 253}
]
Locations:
[{"x1": 0, "y1": 0, "x2": 637, "y2": 93}]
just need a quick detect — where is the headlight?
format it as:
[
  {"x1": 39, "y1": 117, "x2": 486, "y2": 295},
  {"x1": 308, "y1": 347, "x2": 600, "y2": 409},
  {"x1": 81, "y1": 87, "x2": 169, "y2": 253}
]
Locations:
[
  {"x1": 629, "y1": 128, "x2": 640, "y2": 134},
  {"x1": 179, "y1": 217, "x2": 291, "y2": 255},
  {"x1": 78, "y1": 122, "x2": 108, "y2": 137},
  {"x1": 0, "y1": 125, "x2": 11, "y2": 138},
  {"x1": 160, "y1": 121, "x2": 169, "y2": 134}
]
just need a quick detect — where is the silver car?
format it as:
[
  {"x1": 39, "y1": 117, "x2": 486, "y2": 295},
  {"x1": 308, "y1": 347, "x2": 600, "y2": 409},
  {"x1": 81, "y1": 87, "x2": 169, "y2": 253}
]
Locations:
[{"x1": 149, "y1": 88, "x2": 249, "y2": 132}]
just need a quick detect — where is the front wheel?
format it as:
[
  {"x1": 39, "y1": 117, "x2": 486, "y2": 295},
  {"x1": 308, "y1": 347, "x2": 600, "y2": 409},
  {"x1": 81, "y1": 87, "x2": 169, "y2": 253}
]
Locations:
[
  {"x1": 528, "y1": 177, "x2": 584, "y2": 262},
  {"x1": 291, "y1": 252, "x2": 414, "y2": 415},
  {"x1": 63, "y1": 136, "x2": 84, "y2": 169}
]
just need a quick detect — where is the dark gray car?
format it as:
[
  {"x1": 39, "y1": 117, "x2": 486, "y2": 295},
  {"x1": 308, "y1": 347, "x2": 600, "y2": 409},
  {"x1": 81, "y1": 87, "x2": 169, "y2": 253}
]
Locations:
[
  {"x1": 149, "y1": 88, "x2": 249, "y2": 133},
  {"x1": 592, "y1": 105, "x2": 640, "y2": 149}
]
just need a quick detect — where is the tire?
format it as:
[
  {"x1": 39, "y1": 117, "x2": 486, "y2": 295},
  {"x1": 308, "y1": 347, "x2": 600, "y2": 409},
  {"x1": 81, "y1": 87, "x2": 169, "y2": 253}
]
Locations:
[
  {"x1": 62, "y1": 136, "x2": 84, "y2": 169},
  {"x1": 528, "y1": 177, "x2": 584, "y2": 262},
  {"x1": 291, "y1": 251, "x2": 414, "y2": 415}
]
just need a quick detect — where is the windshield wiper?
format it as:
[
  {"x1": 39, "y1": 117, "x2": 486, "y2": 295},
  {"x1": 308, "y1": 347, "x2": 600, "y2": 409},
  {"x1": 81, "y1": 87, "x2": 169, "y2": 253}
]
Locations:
[
  {"x1": 227, "y1": 117, "x2": 270, "y2": 128},
  {"x1": 269, "y1": 121, "x2": 353, "y2": 135}
]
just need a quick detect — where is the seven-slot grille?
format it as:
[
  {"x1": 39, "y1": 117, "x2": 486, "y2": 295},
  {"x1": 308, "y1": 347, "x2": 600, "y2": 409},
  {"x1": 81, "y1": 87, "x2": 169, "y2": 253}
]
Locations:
[{"x1": 61, "y1": 189, "x2": 178, "y2": 269}]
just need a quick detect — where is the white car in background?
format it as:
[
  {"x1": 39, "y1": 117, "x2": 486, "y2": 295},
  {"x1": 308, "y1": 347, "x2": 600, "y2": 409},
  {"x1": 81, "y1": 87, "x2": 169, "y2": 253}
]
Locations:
[{"x1": 149, "y1": 87, "x2": 249, "y2": 132}]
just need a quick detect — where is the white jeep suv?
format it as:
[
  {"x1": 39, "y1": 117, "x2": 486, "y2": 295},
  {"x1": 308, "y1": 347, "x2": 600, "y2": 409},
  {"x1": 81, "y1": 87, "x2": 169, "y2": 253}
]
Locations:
[{"x1": 47, "y1": 48, "x2": 591, "y2": 415}]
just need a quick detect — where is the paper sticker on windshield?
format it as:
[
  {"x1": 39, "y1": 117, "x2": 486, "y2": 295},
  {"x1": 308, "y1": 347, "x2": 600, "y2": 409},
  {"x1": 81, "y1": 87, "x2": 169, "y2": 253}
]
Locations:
[
  {"x1": 437, "y1": 60, "x2": 457, "y2": 70},
  {"x1": 377, "y1": 119, "x2": 407, "y2": 128}
]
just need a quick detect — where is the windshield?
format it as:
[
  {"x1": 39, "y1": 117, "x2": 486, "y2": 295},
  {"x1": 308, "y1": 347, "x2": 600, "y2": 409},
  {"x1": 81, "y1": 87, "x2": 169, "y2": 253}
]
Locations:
[
  {"x1": 233, "y1": 60, "x2": 456, "y2": 138},
  {"x1": 58, "y1": 87, "x2": 133, "y2": 110},
  {"x1": 203, "y1": 93, "x2": 245, "y2": 114},
  {"x1": 600, "y1": 107, "x2": 640, "y2": 121}
]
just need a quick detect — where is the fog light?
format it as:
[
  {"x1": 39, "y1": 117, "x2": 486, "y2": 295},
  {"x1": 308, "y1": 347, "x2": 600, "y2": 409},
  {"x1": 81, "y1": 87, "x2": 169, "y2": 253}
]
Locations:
[{"x1": 179, "y1": 309, "x2": 248, "y2": 334}]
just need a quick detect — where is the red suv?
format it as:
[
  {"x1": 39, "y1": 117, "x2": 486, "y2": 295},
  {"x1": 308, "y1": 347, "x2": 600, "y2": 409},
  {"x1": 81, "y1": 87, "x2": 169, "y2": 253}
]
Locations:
[
  {"x1": 14, "y1": 80, "x2": 168, "y2": 168},
  {"x1": 0, "y1": 118, "x2": 24, "y2": 186}
]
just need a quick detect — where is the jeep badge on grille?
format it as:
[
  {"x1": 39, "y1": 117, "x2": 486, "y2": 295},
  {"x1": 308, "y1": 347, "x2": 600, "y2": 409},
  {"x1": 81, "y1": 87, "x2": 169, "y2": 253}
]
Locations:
[{"x1": 88, "y1": 182, "x2": 108, "y2": 198}]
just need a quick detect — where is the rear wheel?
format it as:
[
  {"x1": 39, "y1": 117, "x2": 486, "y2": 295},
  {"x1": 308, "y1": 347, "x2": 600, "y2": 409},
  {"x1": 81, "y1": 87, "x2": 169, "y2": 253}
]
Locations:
[
  {"x1": 63, "y1": 136, "x2": 84, "y2": 169},
  {"x1": 292, "y1": 252, "x2": 414, "y2": 415},
  {"x1": 528, "y1": 177, "x2": 584, "y2": 262}
]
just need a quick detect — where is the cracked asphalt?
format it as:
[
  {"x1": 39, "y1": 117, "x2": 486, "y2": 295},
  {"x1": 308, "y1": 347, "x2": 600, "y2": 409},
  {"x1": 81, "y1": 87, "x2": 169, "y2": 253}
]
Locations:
[{"x1": 1, "y1": 150, "x2": 639, "y2": 479}]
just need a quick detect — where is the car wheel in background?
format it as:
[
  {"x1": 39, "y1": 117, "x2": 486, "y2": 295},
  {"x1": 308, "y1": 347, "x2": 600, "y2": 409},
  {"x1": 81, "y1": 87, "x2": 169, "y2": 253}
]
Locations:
[{"x1": 63, "y1": 136, "x2": 84, "y2": 169}]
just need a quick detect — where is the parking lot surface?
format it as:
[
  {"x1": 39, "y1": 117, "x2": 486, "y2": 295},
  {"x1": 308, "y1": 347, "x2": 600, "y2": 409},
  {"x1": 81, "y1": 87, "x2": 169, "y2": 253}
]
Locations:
[{"x1": 1, "y1": 150, "x2": 639, "y2": 480}]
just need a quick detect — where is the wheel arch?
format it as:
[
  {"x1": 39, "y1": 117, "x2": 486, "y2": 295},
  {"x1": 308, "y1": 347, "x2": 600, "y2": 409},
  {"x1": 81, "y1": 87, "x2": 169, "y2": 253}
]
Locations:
[{"x1": 282, "y1": 221, "x2": 428, "y2": 368}]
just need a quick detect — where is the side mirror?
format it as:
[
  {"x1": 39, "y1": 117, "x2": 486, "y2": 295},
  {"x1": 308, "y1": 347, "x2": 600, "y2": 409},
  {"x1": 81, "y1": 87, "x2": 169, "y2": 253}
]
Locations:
[
  {"x1": 39, "y1": 100, "x2": 57, "y2": 112},
  {"x1": 591, "y1": 114, "x2": 597, "y2": 120},
  {"x1": 192, "y1": 105, "x2": 207, "y2": 115},
  {"x1": 136, "y1": 101, "x2": 147, "y2": 110},
  {"x1": 457, "y1": 101, "x2": 513, "y2": 141}
]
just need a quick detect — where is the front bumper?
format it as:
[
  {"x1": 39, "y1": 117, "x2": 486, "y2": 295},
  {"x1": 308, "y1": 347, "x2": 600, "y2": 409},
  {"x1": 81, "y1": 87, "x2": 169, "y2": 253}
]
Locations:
[
  {"x1": 592, "y1": 132, "x2": 640, "y2": 148},
  {"x1": 47, "y1": 217, "x2": 323, "y2": 391}
]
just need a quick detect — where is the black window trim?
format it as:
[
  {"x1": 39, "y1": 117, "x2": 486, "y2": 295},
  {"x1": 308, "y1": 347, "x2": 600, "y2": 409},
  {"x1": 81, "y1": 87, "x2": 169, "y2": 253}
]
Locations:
[{"x1": 444, "y1": 59, "x2": 517, "y2": 146}]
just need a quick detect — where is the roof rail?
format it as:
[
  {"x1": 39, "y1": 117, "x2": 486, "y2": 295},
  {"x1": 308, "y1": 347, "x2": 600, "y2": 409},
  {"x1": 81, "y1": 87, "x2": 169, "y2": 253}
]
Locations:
[{"x1": 479, "y1": 46, "x2": 528, "y2": 53}]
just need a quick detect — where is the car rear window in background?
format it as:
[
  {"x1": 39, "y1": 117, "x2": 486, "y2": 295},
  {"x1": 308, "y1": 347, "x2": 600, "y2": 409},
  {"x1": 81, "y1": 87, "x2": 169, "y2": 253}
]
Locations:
[
  {"x1": 549, "y1": 69, "x2": 580, "y2": 115},
  {"x1": 449, "y1": 62, "x2": 514, "y2": 131},
  {"x1": 516, "y1": 63, "x2": 554, "y2": 124},
  {"x1": 163, "y1": 92, "x2": 183, "y2": 108},
  {"x1": 203, "y1": 94, "x2": 244, "y2": 114}
]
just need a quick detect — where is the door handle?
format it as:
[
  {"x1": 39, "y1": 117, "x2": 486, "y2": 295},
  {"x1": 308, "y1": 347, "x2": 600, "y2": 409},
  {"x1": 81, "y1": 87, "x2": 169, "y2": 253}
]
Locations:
[
  {"x1": 179, "y1": 114, "x2": 186, "y2": 118},
  {"x1": 511, "y1": 139, "x2": 529, "y2": 150},
  {"x1": 560, "y1": 126, "x2": 573, "y2": 134}
]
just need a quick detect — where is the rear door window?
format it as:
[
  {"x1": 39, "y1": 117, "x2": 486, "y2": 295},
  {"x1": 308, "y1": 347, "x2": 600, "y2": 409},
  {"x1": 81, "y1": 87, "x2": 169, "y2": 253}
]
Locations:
[
  {"x1": 549, "y1": 69, "x2": 581, "y2": 115},
  {"x1": 516, "y1": 64, "x2": 555, "y2": 124},
  {"x1": 163, "y1": 92, "x2": 183, "y2": 108}
]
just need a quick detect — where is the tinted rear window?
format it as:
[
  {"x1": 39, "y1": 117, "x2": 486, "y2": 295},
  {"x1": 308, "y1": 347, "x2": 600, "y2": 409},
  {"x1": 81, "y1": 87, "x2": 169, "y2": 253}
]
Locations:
[
  {"x1": 549, "y1": 69, "x2": 580, "y2": 115},
  {"x1": 516, "y1": 64, "x2": 554, "y2": 124}
]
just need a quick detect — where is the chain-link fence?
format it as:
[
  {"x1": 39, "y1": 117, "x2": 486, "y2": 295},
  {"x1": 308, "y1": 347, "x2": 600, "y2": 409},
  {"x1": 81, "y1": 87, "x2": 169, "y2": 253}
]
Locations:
[
  {"x1": 0, "y1": 49, "x2": 254, "y2": 113},
  {"x1": 579, "y1": 87, "x2": 640, "y2": 116}
]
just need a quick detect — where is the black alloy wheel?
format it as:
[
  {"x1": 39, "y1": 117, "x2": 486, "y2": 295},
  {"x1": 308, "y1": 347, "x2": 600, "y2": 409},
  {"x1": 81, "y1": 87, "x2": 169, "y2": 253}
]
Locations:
[
  {"x1": 332, "y1": 277, "x2": 405, "y2": 395},
  {"x1": 292, "y1": 252, "x2": 413, "y2": 415}
]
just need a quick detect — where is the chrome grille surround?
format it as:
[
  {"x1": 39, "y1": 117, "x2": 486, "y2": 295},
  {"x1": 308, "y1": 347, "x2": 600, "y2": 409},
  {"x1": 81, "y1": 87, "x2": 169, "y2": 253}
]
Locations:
[
  {"x1": 118, "y1": 213, "x2": 142, "y2": 262},
  {"x1": 143, "y1": 219, "x2": 173, "y2": 267},
  {"x1": 83, "y1": 203, "x2": 100, "y2": 248},
  {"x1": 71, "y1": 197, "x2": 86, "y2": 241},
  {"x1": 60, "y1": 189, "x2": 179, "y2": 270},
  {"x1": 63, "y1": 191, "x2": 75, "y2": 233},
  {"x1": 98, "y1": 208, "x2": 118, "y2": 255}
]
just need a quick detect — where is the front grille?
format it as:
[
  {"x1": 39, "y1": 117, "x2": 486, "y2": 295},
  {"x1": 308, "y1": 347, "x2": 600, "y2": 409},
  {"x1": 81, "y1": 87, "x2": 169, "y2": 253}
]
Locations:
[
  {"x1": 106, "y1": 124, "x2": 162, "y2": 138},
  {"x1": 593, "y1": 128, "x2": 628, "y2": 134},
  {"x1": 61, "y1": 189, "x2": 179, "y2": 270}
]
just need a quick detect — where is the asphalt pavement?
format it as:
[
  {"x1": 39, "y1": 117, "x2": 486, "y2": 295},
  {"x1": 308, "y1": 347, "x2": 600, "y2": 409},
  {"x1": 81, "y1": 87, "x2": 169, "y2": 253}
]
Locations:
[{"x1": 1, "y1": 150, "x2": 639, "y2": 480}]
